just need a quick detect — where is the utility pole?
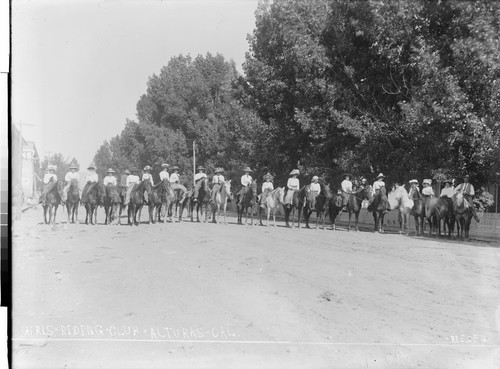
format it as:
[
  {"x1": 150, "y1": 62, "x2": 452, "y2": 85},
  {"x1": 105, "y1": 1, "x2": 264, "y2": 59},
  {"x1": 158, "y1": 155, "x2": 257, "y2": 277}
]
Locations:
[{"x1": 193, "y1": 140, "x2": 196, "y2": 186}]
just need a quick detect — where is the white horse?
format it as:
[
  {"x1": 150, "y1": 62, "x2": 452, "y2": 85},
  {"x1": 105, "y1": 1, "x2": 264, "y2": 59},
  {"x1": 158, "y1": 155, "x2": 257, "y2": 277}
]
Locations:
[
  {"x1": 388, "y1": 185, "x2": 414, "y2": 235},
  {"x1": 259, "y1": 187, "x2": 285, "y2": 227},
  {"x1": 212, "y1": 180, "x2": 233, "y2": 224}
]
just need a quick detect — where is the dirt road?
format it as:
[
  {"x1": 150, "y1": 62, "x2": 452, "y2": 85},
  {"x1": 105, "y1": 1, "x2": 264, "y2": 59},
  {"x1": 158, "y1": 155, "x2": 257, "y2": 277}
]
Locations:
[{"x1": 11, "y1": 207, "x2": 500, "y2": 368}]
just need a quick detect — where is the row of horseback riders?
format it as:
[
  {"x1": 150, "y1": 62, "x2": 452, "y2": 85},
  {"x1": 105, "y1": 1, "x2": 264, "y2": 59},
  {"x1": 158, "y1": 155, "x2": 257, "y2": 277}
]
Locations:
[{"x1": 40, "y1": 162, "x2": 479, "y2": 217}]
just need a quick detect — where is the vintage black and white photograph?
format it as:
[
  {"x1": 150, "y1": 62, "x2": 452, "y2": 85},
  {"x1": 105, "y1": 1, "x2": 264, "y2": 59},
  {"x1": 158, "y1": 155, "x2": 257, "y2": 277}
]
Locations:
[{"x1": 10, "y1": 0, "x2": 500, "y2": 368}]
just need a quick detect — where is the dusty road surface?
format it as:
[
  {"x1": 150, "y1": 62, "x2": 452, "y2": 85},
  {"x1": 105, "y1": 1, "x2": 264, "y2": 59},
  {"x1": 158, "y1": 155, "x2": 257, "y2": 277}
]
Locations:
[{"x1": 11, "y1": 206, "x2": 500, "y2": 369}]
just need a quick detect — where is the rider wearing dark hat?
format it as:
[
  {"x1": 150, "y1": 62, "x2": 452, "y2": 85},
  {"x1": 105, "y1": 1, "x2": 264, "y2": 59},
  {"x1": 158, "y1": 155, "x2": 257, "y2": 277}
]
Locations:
[
  {"x1": 81, "y1": 163, "x2": 99, "y2": 205},
  {"x1": 169, "y1": 166, "x2": 188, "y2": 201},
  {"x1": 193, "y1": 165, "x2": 208, "y2": 201},
  {"x1": 454, "y1": 175, "x2": 480, "y2": 222},
  {"x1": 120, "y1": 169, "x2": 130, "y2": 187}
]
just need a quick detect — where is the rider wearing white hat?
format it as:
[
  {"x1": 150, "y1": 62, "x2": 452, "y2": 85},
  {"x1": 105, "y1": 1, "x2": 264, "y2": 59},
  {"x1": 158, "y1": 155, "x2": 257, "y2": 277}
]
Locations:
[
  {"x1": 211, "y1": 168, "x2": 225, "y2": 203},
  {"x1": 125, "y1": 167, "x2": 140, "y2": 205},
  {"x1": 237, "y1": 167, "x2": 254, "y2": 203},
  {"x1": 454, "y1": 174, "x2": 480, "y2": 222},
  {"x1": 103, "y1": 168, "x2": 117, "y2": 187},
  {"x1": 62, "y1": 163, "x2": 80, "y2": 204},
  {"x1": 408, "y1": 179, "x2": 420, "y2": 201},
  {"x1": 340, "y1": 173, "x2": 353, "y2": 211},
  {"x1": 141, "y1": 165, "x2": 154, "y2": 185},
  {"x1": 310, "y1": 175, "x2": 321, "y2": 196},
  {"x1": 260, "y1": 172, "x2": 274, "y2": 208},
  {"x1": 39, "y1": 165, "x2": 58, "y2": 204},
  {"x1": 81, "y1": 163, "x2": 99, "y2": 205},
  {"x1": 440, "y1": 179, "x2": 454, "y2": 198},
  {"x1": 368, "y1": 173, "x2": 390, "y2": 212},
  {"x1": 159, "y1": 163, "x2": 170, "y2": 182},
  {"x1": 421, "y1": 179, "x2": 434, "y2": 196},
  {"x1": 284, "y1": 169, "x2": 300, "y2": 207}
]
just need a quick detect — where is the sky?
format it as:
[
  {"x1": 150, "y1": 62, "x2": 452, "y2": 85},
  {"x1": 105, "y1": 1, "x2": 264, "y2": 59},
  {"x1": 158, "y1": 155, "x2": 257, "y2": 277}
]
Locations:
[{"x1": 12, "y1": 0, "x2": 260, "y2": 168}]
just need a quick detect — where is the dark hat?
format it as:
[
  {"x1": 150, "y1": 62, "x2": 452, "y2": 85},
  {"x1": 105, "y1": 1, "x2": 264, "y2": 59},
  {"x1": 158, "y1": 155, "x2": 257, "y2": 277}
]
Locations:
[
  {"x1": 171, "y1": 166, "x2": 180, "y2": 171},
  {"x1": 442, "y1": 179, "x2": 453, "y2": 185},
  {"x1": 196, "y1": 165, "x2": 206, "y2": 171},
  {"x1": 124, "y1": 169, "x2": 131, "y2": 175},
  {"x1": 464, "y1": 174, "x2": 470, "y2": 178},
  {"x1": 243, "y1": 167, "x2": 253, "y2": 172},
  {"x1": 130, "y1": 167, "x2": 139, "y2": 172},
  {"x1": 87, "y1": 163, "x2": 96, "y2": 170},
  {"x1": 342, "y1": 173, "x2": 353, "y2": 179},
  {"x1": 69, "y1": 164, "x2": 78, "y2": 170}
]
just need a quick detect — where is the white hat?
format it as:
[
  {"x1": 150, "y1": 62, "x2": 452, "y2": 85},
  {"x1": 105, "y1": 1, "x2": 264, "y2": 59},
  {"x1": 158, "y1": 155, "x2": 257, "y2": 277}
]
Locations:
[
  {"x1": 423, "y1": 179, "x2": 432, "y2": 185},
  {"x1": 376, "y1": 173, "x2": 385, "y2": 179},
  {"x1": 312, "y1": 175, "x2": 319, "y2": 181},
  {"x1": 289, "y1": 169, "x2": 300, "y2": 176},
  {"x1": 161, "y1": 163, "x2": 169, "y2": 168},
  {"x1": 409, "y1": 179, "x2": 418, "y2": 185},
  {"x1": 48, "y1": 164, "x2": 56, "y2": 171}
]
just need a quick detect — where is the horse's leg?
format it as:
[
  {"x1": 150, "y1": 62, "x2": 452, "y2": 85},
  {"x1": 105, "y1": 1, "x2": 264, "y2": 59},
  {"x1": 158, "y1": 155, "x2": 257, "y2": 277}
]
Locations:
[{"x1": 347, "y1": 210, "x2": 352, "y2": 231}]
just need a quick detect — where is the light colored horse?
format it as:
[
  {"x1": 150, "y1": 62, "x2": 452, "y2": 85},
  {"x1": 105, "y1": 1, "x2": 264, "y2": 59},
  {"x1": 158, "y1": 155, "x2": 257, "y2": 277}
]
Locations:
[
  {"x1": 388, "y1": 185, "x2": 414, "y2": 235},
  {"x1": 212, "y1": 180, "x2": 233, "y2": 224},
  {"x1": 259, "y1": 187, "x2": 285, "y2": 226}
]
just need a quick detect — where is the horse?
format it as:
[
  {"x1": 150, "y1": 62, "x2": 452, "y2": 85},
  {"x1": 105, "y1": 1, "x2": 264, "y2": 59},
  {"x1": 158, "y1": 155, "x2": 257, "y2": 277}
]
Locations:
[
  {"x1": 259, "y1": 187, "x2": 285, "y2": 227},
  {"x1": 433, "y1": 197, "x2": 455, "y2": 238},
  {"x1": 368, "y1": 187, "x2": 388, "y2": 233},
  {"x1": 128, "y1": 180, "x2": 147, "y2": 226},
  {"x1": 315, "y1": 183, "x2": 333, "y2": 230},
  {"x1": 83, "y1": 183, "x2": 99, "y2": 225},
  {"x1": 328, "y1": 192, "x2": 343, "y2": 230},
  {"x1": 212, "y1": 180, "x2": 233, "y2": 224},
  {"x1": 191, "y1": 177, "x2": 211, "y2": 223},
  {"x1": 65, "y1": 179, "x2": 80, "y2": 224},
  {"x1": 170, "y1": 187, "x2": 189, "y2": 222},
  {"x1": 454, "y1": 193, "x2": 473, "y2": 240},
  {"x1": 116, "y1": 185, "x2": 127, "y2": 224},
  {"x1": 297, "y1": 185, "x2": 318, "y2": 229},
  {"x1": 42, "y1": 180, "x2": 62, "y2": 225},
  {"x1": 409, "y1": 188, "x2": 425, "y2": 235},
  {"x1": 237, "y1": 180, "x2": 258, "y2": 225},
  {"x1": 388, "y1": 185, "x2": 414, "y2": 235},
  {"x1": 284, "y1": 189, "x2": 302, "y2": 228},
  {"x1": 422, "y1": 194, "x2": 451, "y2": 237},
  {"x1": 142, "y1": 180, "x2": 163, "y2": 224},
  {"x1": 103, "y1": 184, "x2": 122, "y2": 225},
  {"x1": 345, "y1": 186, "x2": 370, "y2": 231},
  {"x1": 154, "y1": 179, "x2": 174, "y2": 223}
]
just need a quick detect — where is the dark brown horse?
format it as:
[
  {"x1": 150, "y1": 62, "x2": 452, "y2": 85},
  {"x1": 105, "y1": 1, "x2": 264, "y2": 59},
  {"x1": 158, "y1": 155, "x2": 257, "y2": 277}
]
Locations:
[
  {"x1": 328, "y1": 192, "x2": 343, "y2": 230},
  {"x1": 409, "y1": 188, "x2": 425, "y2": 235},
  {"x1": 369, "y1": 187, "x2": 388, "y2": 233},
  {"x1": 433, "y1": 197, "x2": 455, "y2": 238},
  {"x1": 128, "y1": 180, "x2": 146, "y2": 226},
  {"x1": 65, "y1": 179, "x2": 80, "y2": 224},
  {"x1": 315, "y1": 183, "x2": 334, "y2": 230},
  {"x1": 83, "y1": 183, "x2": 99, "y2": 225},
  {"x1": 346, "y1": 186, "x2": 370, "y2": 231},
  {"x1": 42, "y1": 180, "x2": 62, "y2": 225},
  {"x1": 454, "y1": 193, "x2": 473, "y2": 240},
  {"x1": 191, "y1": 177, "x2": 211, "y2": 223},
  {"x1": 116, "y1": 185, "x2": 127, "y2": 225},
  {"x1": 297, "y1": 185, "x2": 317, "y2": 229},
  {"x1": 157, "y1": 180, "x2": 175, "y2": 223},
  {"x1": 103, "y1": 184, "x2": 122, "y2": 225},
  {"x1": 237, "y1": 180, "x2": 258, "y2": 225},
  {"x1": 142, "y1": 180, "x2": 162, "y2": 224},
  {"x1": 284, "y1": 189, "x2": 302, "y2": 228},
  {"x1": 170, "y1": 187, "x2": 189, "y2": 222}
]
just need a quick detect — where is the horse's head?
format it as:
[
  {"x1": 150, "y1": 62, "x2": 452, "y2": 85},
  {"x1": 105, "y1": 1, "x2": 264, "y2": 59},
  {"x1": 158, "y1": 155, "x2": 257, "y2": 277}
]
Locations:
[
  {"x1": 454, "y1": 192, "x2": 467, "y2": 209},
  {"x1": 321, "y1": 183, "x2": 333, "y2": 199},
  {"x1": 223, "y1": 180, "x2": 233, "y2": 200}
]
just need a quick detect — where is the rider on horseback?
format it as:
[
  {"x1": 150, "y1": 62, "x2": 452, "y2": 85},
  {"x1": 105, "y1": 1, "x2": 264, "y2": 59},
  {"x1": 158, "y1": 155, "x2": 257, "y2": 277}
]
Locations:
[
  {"x1": 125, "y1": 167, "x2": 140, "y2": 205},
  {"x1": 39, "y1": 165, "x2": 58, "y2": 204},
  {"x1": 408, "y1": 179, "x2": 420, "y2": 200},
  {"x1": 193, "y1": 166, "x2": 207, "y2": 202},
  {"x1": 61, "y1": 163, "x2": 79, "y2": 205},
  {"x1": 169, "y1": 166, "x2": 188, "y2": 201},
  {"x1": 340, "y1": 173, "x2": 353, "y2": 212},
  {"x1": 259, "y1": 173, "x2": 274, "y2": 209},
  {"x1": 421, "y1": 179, "x2": 434, "y2": 196},
  {"x1": 81, "y1": 163, "x2": 98, "y2": 206},
  {"x1": 142, "y1": 165, "x2": 154, "y2": 202},
  {"x1": 310, "y1": 176, "x2": 321, "y2": 196},
  {"x1": 454, "y1": 175, "x2": 480, "y2": 222},
  {"x1": 236, "y1": 167, "x2": 253, "y2": 203},
  {"x1": 159, "y1": 163, "x2": 170, "y2": 182},
  {"x1": 103, "y1": 168, "x2": 117, "y2": 186},
  {"x1": 211, "y1": 167, "x2": 225, "y2": 203},
  {"x1": 368, "y1": 173, "x2": 390, "y2": 213},
  {"x1": 120, "y1": 169, "x2": 130, "y2": 187},
  {"x1": 284, "y1": 169, "x2": 300, "y2": 209}
]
